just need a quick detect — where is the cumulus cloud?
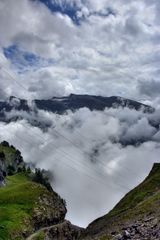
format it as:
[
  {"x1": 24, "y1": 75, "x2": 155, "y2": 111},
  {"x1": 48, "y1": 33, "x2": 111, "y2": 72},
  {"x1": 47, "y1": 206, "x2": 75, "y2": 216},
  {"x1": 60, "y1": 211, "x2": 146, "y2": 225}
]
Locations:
[
  {"x1": 1, "y1": 107, "x2": 160, "y2": 226},
  {"x1": 0, "y1": 0, "x2": 159, "y2": 102}
]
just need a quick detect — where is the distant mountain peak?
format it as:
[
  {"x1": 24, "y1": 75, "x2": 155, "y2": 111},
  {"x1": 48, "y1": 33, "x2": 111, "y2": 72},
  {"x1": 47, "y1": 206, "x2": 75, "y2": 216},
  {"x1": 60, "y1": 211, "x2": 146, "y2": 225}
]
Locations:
[{"x1": 0, "y1": 94, "x2": 154, "y2": 115}]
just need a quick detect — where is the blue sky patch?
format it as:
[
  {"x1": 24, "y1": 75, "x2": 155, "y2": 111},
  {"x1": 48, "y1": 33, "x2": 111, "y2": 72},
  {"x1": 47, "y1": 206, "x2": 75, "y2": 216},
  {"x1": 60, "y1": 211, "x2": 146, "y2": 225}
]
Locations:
[
  {"x1": 3, "y1": 45, "x2": 54, "y2": 73},
  {"x1": 32, "y1": 0, "x2": 81, "y2": 25},
  {"x1": 31, "y1": 0, "x2": 116, "y2": 25}
]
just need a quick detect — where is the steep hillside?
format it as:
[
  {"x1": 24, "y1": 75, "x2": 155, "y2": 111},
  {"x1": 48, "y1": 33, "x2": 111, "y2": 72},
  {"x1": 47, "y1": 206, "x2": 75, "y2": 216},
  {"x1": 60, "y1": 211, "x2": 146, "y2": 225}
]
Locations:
[
  {"x1": 81, "y1": 163, "x2": 160, "y2": 240},
  {"x1": 0, "y1": 142, "x2": 81, "y2": 240}
]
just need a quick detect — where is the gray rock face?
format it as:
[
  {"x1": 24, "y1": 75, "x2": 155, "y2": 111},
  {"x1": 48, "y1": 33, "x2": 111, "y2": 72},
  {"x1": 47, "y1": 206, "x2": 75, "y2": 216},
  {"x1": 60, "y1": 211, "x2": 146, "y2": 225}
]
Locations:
[
  {"x1": 112, "y1": 217, "x2": 160, "y2": 240},
  {"x1": 0, "y1": 169, "x2": 5, "y2": 186},
  {"x1": 26, "y1": 221, "x2": 83, "y2": 240},
  {"x1": 40, "y1": 220, "x2": 82, "y2": 240},
  {"x1": 32, "y1": 194, "x2": 67, "y2": 231},
  {"x1": 0, "y1": 141, "x2": 25, "y2": 184},
  {"x1": 0, "y1": 153, "x2": 6, "y2": 186}
]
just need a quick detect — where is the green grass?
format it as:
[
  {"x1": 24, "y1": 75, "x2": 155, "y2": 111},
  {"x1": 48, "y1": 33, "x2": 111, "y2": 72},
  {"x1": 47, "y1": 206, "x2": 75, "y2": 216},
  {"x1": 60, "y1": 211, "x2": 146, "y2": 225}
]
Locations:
[
  {"x1": 0, "y1": 173, "x2": 50, "y2": 240},
  {"x1": 0, "y1": 144, "x2": 65, "y2": 240},
  {"x1": 107, "y1": 163, "x2": 160, "y2": 218}
]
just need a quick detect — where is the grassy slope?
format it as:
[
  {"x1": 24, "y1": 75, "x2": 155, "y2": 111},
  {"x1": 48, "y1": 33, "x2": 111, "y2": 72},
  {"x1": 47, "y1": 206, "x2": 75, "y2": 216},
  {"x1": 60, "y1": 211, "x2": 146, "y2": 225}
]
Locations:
[
  {"x1": 0, "y1": 144, "x2": 67, "y2": 240},
  {"x1": 0, "y1": 173, "x2": 51, "y2": 240},
  {"x1": 83, "y1": 163, "x2": 160, "y2": 239}
]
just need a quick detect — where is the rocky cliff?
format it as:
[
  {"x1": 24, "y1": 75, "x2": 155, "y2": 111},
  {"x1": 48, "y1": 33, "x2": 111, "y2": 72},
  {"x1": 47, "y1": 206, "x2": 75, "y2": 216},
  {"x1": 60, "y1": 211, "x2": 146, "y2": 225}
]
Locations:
[{"x1": 0, "y1": 141, "x2": 25, "y2": 186}]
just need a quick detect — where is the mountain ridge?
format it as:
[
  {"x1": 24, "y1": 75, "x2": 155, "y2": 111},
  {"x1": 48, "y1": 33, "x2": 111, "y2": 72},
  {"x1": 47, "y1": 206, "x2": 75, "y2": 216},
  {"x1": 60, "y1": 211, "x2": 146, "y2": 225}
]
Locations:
[{"x1": 0, "y1": 94, "x2": 154, "y2": 115}]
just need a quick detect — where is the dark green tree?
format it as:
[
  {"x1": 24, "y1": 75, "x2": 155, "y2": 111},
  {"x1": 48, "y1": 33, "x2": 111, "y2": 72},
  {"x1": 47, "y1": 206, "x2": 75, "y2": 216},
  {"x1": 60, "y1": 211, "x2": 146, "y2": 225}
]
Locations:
[
  {"x1": 0, "y1": 152, "x2": 5, "y2": 160},
  {"x1": 1, "y1": 141, "x2": 9, "y2": 147},
  {"x1": 33, "y1": 168, "x2": 53, "y2": 192},
  {"x1": 7, "y1": 165, "x2": 15, "y2": 176},
  {"x1": 27, "y1": 167, "x2": 31, "y2": 174}
]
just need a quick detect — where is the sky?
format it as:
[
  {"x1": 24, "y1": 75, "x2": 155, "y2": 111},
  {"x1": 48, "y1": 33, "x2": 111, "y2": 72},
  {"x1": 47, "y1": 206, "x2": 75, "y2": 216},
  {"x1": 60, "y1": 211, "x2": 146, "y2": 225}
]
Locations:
[
  {"x1": 0, "y1": 0, "x2": 160, "y2": 105},
  {"x1": 0, "y1": 0, "x2": 160, "y2": 228}
]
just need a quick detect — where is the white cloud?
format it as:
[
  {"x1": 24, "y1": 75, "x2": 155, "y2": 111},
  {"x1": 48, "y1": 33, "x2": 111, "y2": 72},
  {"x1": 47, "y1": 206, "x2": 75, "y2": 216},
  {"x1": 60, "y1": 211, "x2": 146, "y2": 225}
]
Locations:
[{"x1": 0, "y1": 0, "x2": 159, "y2": 103}]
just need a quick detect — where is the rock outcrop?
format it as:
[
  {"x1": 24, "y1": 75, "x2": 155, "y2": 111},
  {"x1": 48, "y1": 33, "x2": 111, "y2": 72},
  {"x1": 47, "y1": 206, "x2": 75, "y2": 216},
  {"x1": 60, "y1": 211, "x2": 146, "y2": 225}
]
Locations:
[
  {"x1": 0, "y1": 141, "x2": 24, "y2": 185},
  {"x1": 0, "y1": 151, "x2": 6, "y2": 186},
  {"x1": 112, "y1": 217, "x2": 160, "y2": 240},
  {"x1": 32, "y1": 193, "x2": 67, "y2": 230},
  {"x1": 27, "y1": 220, "x2": 82, "y2": 240}
]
